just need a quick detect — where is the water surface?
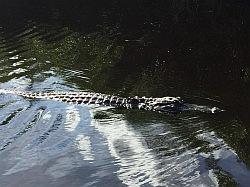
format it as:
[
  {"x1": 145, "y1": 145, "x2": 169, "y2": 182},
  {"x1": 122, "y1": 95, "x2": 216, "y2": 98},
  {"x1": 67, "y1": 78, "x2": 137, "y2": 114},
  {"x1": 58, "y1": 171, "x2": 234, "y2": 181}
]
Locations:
[{"x1": 0, "y1": 0, "x2": 250, "y2": 186}]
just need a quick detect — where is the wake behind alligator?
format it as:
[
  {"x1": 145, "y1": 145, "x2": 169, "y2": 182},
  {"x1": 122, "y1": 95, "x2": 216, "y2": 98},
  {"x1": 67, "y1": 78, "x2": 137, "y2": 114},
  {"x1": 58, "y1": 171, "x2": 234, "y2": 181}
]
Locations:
[{"x1": 0, "y1": 89, "x2": 222, "y2": 114}]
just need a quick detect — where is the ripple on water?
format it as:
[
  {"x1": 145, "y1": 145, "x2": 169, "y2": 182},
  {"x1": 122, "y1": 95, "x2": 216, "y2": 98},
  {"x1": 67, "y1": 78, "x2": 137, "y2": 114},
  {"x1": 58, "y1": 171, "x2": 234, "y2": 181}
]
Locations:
[
  {"x1": 0, "y1": 18, "x2": 249, "y2": 185},
  {"x1": 0, "y1": 78, "x2": 249, "y2": 186}
]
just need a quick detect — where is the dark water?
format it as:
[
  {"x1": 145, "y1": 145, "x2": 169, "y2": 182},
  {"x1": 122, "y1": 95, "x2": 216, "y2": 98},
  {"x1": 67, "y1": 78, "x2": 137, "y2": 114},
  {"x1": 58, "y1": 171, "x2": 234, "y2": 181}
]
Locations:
[{"x1": 0, "y1": 0, "x2": 250, "y2": 186}]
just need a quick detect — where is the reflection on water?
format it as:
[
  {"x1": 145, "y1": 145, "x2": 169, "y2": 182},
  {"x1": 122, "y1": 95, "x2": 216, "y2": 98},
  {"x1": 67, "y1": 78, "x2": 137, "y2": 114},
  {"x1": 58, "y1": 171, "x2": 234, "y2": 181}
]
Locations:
[
  {"x1": 0, "y1": 0, "x2": 250, "y2": 186},
  {"x1": 0, "y1": 76, "x2": 249, "y2": 186},
  {"x1": 91, "y1": 107, "x2": 164, "y2": 186}
]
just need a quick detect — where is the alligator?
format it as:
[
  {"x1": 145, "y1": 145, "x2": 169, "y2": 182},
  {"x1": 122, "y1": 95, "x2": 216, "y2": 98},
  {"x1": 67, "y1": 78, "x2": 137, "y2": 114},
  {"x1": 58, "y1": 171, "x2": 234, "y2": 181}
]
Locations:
[{"x1": 0, "y1": 89, "x2": 185, "y2": 113}]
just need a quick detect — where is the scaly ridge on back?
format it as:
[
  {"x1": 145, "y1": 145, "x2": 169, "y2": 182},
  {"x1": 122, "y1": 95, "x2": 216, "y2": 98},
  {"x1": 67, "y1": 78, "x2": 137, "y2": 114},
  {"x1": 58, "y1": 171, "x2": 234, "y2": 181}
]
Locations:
[{"x1": 0, "y1": 89, "x2": 184, "y2": 113}]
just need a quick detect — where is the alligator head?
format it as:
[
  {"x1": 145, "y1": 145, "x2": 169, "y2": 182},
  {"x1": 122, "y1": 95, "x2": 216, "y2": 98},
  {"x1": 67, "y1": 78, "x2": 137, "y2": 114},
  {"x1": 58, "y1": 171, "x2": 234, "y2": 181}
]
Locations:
[
  {"x1": 148, "y1": 96, "x2": 184, "y2": 113},
  {"x1": 127, "y1": 96, "x2": 184, "y2": 113}
]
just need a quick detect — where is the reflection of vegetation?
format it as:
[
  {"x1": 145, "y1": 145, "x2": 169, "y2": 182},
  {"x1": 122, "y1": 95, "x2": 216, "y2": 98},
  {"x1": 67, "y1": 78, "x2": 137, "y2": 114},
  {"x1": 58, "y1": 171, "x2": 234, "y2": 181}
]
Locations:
[
  {"x1": 1, "y1": 0, "x2": 249, "y2": 100},
  {"x1": 215, "y1": 170, "x2": 238, "y2": 187},
  {"x1": 0, "y1": 24, "x2": 124, "y2": 89},
  {"x1": 76, "y1": 28, "x2": 124, "y2": 91},
  {"x1": 29, "y1": 29, "x2": 79, "y2": 64},
  {"x1": 206, "y1": 157, "x2": 238, "y2": 187},
  {"x1": 26, "y1": 25, "x2": 125, "y2": 91},
  {"x1": 215, "y1": 119, "x2": 249, "y2": 167}
]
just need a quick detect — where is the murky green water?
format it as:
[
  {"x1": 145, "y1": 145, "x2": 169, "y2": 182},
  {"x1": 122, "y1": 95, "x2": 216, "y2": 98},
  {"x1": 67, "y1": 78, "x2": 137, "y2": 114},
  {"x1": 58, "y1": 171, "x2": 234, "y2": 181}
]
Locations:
[{"x1": 0, "y1": 0, "x2": 249, "y2": 186}]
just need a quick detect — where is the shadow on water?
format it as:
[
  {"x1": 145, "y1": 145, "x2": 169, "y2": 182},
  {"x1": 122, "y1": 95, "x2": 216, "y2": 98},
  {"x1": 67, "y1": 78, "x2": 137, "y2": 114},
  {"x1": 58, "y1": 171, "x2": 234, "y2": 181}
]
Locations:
[{"x1": 0, "y1": 0, "x2": 250, "y2": 186}]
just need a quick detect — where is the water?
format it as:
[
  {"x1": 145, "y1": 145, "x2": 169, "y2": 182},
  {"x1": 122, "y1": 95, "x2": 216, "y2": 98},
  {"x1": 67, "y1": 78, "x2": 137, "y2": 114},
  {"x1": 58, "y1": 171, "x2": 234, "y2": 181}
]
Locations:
[{"x1": 0, "y1": 0, "x2": 250, "y2": 186}]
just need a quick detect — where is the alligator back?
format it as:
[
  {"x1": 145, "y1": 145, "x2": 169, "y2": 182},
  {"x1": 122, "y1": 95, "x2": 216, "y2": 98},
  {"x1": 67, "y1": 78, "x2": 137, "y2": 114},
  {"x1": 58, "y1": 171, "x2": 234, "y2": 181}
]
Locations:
[{"x1": 0, "y1": 89, "x2": 184, "y2": 113}]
